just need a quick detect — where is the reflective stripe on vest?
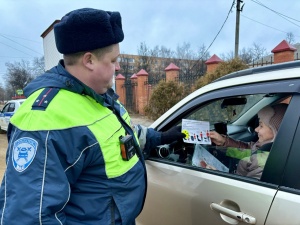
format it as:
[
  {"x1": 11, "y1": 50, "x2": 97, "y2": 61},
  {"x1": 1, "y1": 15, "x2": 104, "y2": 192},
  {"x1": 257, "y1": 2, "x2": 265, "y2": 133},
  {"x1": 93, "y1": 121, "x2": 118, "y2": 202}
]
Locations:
[{"x1": 11, "y1": 88, "x2": 139, "y2": 178}]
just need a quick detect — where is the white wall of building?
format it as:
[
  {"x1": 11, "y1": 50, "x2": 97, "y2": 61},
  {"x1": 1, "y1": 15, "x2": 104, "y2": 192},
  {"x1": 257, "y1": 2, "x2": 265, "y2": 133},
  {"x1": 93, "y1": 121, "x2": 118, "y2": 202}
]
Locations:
[{"x1": 43, "y1": 29, "x2": 62, "y2": 71}]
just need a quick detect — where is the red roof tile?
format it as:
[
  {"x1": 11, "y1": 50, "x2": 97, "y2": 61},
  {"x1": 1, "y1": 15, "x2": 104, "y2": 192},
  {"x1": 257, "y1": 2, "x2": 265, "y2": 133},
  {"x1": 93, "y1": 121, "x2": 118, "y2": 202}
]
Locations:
[
  {"x1": 130, "y1": 73, "x2": 137, "y2": 79},
  {"x1": 205, "y1": 54, "x2": 223, "y2": 65},
  {"x1": 137, "y1": 69, "x2": 148, "y2": 76},
  {"x1": 165, "y1": 63, "x2": 180, "y2": 71},
  {"x1": 115, "y1": 73, "x2": 125, "y2": 80},
  {"x1": 271, "y1": 40, "x2": 297, "y2": 53}
]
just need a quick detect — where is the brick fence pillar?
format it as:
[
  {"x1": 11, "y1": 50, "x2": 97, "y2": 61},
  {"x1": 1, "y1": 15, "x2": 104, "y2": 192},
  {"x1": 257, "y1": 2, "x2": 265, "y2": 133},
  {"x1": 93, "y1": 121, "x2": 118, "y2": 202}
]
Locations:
[
  {"x1": 205, "y1": 54, "x2": 223, "y2": 73},
  {"x1": 271, "y1": 40, "x2": 296, "y2": 64},
  {"x1": 136, "y1": 69, "x2": 149, "y2": 115},
  {"x1": 115, "y1": 73, "x2": 126, "y2": 105},
  {"x1": 130, "y1": 73, "x2": 137, "y2": 112},
  {"x1": 165, "y1": 63, "x2": 180, "y2": 82}
]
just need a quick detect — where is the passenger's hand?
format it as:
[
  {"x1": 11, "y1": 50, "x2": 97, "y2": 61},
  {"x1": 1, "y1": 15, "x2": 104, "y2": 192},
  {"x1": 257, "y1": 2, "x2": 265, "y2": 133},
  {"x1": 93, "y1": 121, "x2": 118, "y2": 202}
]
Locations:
[
  {"x1": 200, "y1": 160, "x2": 217, "y2": 170},
  {"x1": 161, "y1": 126, "x2": 186, "y2": 144},
  {"x1": 209, "y1": 131, "x2": 226, "y2": 146}
]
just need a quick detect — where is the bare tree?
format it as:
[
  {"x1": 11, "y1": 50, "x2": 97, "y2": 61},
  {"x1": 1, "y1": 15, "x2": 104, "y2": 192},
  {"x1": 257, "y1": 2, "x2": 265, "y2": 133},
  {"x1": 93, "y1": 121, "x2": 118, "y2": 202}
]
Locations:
[
  {"x1": 220, "y1": 42, "x2": 268, "y2": 64},
  {"x1": 135, "y1": 43, "x2": 173, "y2": 77},
  {"x1": 175, "y1": 42, "x2": 194, "y2": 60},
  {"x1": 4, "y1": 60, "x2": 34, "y2": 98},
  {"x1": 239, "y1": 47, "x2": 253, "y2": 64},
  {"x1": 119, "y1": 54, "x2": 134, "y2": 79},
  {"x1": 252, "y1": 43, "x2": 267, "y2": 61},
  {"x1": 154, "y1": 46, "x2": 174, "y2": 77},
  {"x1": 31, "y1": 56, "x2": 45, "y2": 77},
  {"x1": 159, "y1": 46, "x2": 174, "y2": 59},
  {"x1": 220, "y1": 51, "x2": 234, "y2": 61},
  {"x1": 134, "y1": 42, "x2": 207, "y2": 81},
  {"x1": 0, "y1": 83, "x2": 5, "y2": 102},
  {"x1": 174, "y1": 42, "x2": 205, "y2": 77},
  {"x1": 286, "y1": 32, "x2": 295, "y2": 44},
  {"x1": 136, "y1": 42, "x2": 152, "y2": 73},
  {"x1": 197, "y1": 44, "x2": 210, "y2": 61}
]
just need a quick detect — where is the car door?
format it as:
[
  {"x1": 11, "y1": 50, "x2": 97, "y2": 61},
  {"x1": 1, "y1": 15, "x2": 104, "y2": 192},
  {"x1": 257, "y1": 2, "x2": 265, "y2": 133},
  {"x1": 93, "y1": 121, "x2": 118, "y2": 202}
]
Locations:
[
  {"x1": 0, "y1": 102, "x2": 15, "y2": 131},
  {"x1": 137, "y1": 79, "x2": 300, "y2": 225},
  {"x1": 264, "y1": 93, "x2": 300, "y2": 224}
]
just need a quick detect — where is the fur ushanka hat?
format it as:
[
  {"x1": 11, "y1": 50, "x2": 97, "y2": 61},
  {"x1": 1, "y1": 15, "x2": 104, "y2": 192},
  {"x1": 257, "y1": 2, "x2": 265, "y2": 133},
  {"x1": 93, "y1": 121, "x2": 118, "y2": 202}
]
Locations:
[
  {"x1": 257, "y1": 104, "x2": 288, "y2": 138},
  {"x1": 54, "y1": 8, "x2": 124, "y2": 54}
]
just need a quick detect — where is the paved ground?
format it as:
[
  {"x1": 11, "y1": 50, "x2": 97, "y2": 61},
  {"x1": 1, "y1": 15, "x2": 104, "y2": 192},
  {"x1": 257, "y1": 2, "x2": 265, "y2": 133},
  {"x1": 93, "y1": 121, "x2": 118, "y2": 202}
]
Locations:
[
  {"x1": 0, "y1": 113, "x2": 154, "y2": 181},
  {"x1": 0, "y1": 133, "x2": 7, "y2": 181},
  {"x1": 130, "y1": 113, "x2": 154, "y2": 127}
]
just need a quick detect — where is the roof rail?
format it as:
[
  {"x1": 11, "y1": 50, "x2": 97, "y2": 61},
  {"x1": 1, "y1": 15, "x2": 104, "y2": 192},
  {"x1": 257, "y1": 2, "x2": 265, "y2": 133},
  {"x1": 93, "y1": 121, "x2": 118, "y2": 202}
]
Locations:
[{"x1": 213, "y1": 60, "x2": 300, "y2": 83}]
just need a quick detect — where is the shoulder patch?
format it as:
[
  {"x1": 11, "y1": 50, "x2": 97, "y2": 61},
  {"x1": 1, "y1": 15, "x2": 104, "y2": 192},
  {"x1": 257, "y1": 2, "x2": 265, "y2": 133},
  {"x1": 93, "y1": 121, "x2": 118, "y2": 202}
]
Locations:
[
  {"x1": 12, "y1": 137, "x2": 38, "y2": 172},
  {"x1": 32, "y1": 87, "x2": 60, "y2": 111}
]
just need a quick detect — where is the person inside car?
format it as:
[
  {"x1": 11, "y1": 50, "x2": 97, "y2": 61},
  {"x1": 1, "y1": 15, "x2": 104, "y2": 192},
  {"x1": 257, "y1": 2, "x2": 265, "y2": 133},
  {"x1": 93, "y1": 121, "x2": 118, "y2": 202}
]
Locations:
[{"x1": 209, "y1": 103, "x2": 288, "y2": 179}]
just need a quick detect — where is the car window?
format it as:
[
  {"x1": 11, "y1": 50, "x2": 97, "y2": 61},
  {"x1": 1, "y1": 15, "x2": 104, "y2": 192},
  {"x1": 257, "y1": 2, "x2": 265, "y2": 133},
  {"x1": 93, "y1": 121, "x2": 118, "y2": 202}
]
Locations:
[
  {"x1": 2, "y1": 103, "x2": 11, "y2": 113},
  {"x1": 185, "y1": 94, "x2": 265, "y2": 125},
  {"x1": 8, "y1": 103, "x2": 15, "y2": 112},
  {"x1": 151, "y1": 92, "x2": 291, "y2": 181}
]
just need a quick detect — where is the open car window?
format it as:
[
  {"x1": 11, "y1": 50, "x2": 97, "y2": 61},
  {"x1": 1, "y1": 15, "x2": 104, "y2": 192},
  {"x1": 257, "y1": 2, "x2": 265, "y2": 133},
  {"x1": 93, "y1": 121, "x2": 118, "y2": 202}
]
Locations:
[
  {"x1": 151, "y1": 93, "x2": 291, "y2": 181},
  {"x1": 185, "y1": 94, "x2": 265, "y2": 125}
]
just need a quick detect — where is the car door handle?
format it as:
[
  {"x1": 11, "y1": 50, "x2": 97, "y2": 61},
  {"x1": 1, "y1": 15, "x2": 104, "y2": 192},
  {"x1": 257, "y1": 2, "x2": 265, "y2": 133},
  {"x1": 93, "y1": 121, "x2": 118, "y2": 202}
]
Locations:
[{"x1": 210, "y1": 203, "x2": 256, "y2": 224}]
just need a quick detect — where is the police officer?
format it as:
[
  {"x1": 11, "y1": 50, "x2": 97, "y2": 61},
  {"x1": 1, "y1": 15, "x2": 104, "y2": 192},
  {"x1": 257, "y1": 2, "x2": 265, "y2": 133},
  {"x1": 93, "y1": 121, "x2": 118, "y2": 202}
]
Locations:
[{"x1": 0, "y1": 8, "x2": 184, "y2": 225}]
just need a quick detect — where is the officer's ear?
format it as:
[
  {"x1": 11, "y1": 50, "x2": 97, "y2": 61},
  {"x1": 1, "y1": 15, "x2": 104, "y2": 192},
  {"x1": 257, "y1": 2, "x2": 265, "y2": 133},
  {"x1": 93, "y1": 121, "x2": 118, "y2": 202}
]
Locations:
[{"x1": 82, "y1": 52, "x2": 96, "y2": 70}]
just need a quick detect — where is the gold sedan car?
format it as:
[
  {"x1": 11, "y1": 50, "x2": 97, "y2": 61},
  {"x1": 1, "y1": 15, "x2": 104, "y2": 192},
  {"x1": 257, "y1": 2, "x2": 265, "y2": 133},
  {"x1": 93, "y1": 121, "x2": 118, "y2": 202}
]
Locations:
[{"x1": 137, "y1": 61, "x2": 300, "y2": 225}]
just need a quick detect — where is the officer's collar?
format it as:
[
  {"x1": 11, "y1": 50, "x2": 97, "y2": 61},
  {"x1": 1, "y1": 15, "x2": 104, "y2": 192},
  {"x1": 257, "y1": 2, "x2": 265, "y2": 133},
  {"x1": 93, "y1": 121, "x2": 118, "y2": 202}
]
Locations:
[
  {"x1": 24, "y1": 60, "x2": 120, "y2": 107},
  {"x1": 57, "y1": 60, "x2": 120, "y2": 106}
]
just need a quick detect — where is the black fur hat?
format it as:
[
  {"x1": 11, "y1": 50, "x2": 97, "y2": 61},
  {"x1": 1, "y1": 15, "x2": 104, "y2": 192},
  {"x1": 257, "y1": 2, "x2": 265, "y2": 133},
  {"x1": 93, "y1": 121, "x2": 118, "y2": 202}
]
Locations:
[{"x1": 54, "y1": 8, "x2": 124, "y2": 54}]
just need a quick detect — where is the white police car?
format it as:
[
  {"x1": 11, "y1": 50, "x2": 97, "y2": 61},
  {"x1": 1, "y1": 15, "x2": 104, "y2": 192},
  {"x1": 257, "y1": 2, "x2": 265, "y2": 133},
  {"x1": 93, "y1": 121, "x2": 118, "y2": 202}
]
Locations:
[
  {"x1": 137, "y1": 60, "x2": 300, "y2": 225},
  {"x1": 0, "y1": 99, "x2": 26, "y2": 132}
]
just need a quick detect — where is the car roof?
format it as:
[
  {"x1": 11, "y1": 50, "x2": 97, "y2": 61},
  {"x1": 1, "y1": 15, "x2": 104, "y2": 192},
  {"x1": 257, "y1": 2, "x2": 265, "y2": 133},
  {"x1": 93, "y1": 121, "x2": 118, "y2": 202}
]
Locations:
[
  {"x1": 7, "y1": 99, "x2": 26, "y2": 103},
  {"x1": 151, "y1": 60, "x2": 300, "y2": 128},
  {"x1": 214, "y1": 60, "x2": 300, "y2": 82}
]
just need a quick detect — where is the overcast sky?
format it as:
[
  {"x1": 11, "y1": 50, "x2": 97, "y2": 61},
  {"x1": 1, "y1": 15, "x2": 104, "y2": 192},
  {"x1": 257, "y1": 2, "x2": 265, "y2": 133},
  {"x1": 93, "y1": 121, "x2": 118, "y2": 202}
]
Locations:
[{"x1": 0, "y1": 0, "x2": 300, "y2": 86}]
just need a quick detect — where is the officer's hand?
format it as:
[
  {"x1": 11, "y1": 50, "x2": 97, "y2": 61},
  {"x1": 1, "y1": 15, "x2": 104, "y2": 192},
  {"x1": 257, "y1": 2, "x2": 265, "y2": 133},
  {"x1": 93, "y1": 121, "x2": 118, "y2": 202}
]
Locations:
[{"x1": 161, "y1": 126, "x2": 186, "y2": 145}]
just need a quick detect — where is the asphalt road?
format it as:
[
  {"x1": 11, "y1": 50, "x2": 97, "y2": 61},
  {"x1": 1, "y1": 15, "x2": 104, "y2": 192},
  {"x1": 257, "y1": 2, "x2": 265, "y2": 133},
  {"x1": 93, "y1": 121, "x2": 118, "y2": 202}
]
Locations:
[
  {"x1": 0, "y1": 133, "x2": 7, "y2": 181},
  {"x1": 0, "y1": 104, "x2": 7, "y2": 181}
]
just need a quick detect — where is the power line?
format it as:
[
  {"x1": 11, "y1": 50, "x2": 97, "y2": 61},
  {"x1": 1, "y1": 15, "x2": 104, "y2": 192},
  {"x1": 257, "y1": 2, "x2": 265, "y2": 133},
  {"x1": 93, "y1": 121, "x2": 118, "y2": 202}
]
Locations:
[
  {"x1": 251, "y1": 0, "x2": 300, "y2": 22},
  {"x1": 203, "y1": 0, "x2": 235, "y2": 57},
  {"x1": 0, "y1": 34, "x2": 43, "y2": 55},
  {"x1": 0, "y1": 33, "x2": 41, "y2": 44},
  {"x1": 0, "y1": 56, "x2": 32, "y2": 58},
  {"x1": 250, "y1": 0, "x2": 300, "y2": 28},
  {"x1": 190, "y1": 0, "x2": 235, "y2": 70},
  {"x1": 0, "y1": 42, "x2": 36, "y2": 57},
  {"x1": 242, "y1": 14, "x2": 300, "y2": 38}
]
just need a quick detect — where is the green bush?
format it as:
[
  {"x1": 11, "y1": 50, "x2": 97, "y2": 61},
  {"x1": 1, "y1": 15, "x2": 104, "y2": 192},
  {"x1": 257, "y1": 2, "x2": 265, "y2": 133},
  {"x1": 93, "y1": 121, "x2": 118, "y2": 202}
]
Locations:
[
  {"x1": 144, "y1": 58, "x2": 248, "y2": 120},
  {"x1": 144, "y1": 81, "x2": 188, "y2": 120},
  {"x1": 194, "y1": 58, "x2": 248, "y2": 90}
]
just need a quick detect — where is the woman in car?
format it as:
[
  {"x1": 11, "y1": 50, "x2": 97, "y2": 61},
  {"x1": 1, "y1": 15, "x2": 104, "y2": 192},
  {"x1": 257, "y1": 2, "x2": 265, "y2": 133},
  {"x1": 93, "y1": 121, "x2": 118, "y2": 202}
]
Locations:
[{"x1": 209, "y1": 103, "x2": 288, "y2": 179}]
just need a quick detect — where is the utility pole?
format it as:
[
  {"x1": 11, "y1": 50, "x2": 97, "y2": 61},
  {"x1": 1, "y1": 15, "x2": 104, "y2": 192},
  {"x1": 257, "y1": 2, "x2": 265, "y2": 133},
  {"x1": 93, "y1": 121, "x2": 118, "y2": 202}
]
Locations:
[{"x1": 235, "y1": 0, "x2": 243, "y2": 58}]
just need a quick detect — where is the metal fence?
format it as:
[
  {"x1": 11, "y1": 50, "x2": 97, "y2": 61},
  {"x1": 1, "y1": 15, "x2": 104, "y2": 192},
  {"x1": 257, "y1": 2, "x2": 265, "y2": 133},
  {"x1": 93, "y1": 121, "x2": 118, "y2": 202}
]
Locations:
[{"x1": 250, "y1": 53, "x2": 300, "y2": 68}]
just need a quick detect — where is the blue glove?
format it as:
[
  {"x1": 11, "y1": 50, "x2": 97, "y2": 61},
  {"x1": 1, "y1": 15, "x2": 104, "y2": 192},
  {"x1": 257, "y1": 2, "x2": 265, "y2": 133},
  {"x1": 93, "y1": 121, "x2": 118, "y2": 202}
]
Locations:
[{"x1": 161, "y1": 126, "x2": 186, "y2": 145}]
